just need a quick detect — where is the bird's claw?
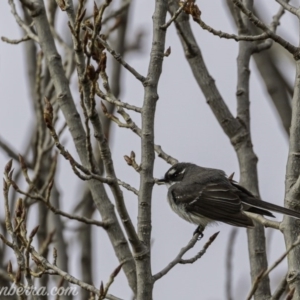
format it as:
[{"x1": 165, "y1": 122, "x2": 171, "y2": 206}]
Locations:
[{"x1": 193, "y1": 225, "x2": 204, "y2": 240}]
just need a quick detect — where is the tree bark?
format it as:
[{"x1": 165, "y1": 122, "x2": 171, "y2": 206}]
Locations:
[
  {"x1": 282, "y1": 59, "x2": 300, "y2": 297},
  {"x1": 136, "y1": 1, "x2": 168, "y2": 299}
]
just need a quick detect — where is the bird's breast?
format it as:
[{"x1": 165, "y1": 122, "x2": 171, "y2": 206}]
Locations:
[{"x1": 167, "y1": 194, "x2": 211, "y2": 227}]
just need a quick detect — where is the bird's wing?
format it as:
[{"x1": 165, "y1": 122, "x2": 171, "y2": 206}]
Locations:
[
  {"x1": 229, "y1": 180, "x2": 276, "y2": 217},
  {"x1": 172, "y1": 182, "x2": 254, "y2": 227}
]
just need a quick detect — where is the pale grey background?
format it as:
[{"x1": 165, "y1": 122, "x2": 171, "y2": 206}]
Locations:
[{"x1": 0, "y1": 0, "x2": 297, "y2": 299}]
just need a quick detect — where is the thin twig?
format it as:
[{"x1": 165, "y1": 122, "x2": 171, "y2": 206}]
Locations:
[
  {"x1": 195, "y1": 0, "x2": 287, "y2": 45},
  {"x1": 232, "y1": 0, "x2": 299, "y2": 57},
  {"x1": 153, "y1": 231, "x2": 219, "y2": 281},
  {"x1": 179, "y1": 231, "x2": 219, "y2": 264},
  {"x1": 1, "y1": 35, "x2": 31, "y2": 44},
  {"x1": 196, "y1": 17, "x2": 268, "y2": 41},
  {"x1": 43, "y1": 101, "x2": 113, "y2": 184},
  {"x1": 117, "y1": 179, "x2": 139, "y2": 195},
  {"x1": 3, "y1": 170, "x2": 25, "y2": 268},
  {"x1": 154, "y1": 145, "x2": 178, "y2": 165},
  {"x1": 30, "y1": 247, "x2": 107, "y2": 297},
  {"x1": 152, "y1": 233, "x2": 200, "y2": 281},
  {"x1": 7, "y1": 177, "x2": 108, "y2": 228},
  {"x1": 81, "y1": 24, "x2": 146, "y2": 83},
  {"x1": 96, "y1": 85, "x2": 178, "y2": 165},
  {"x1": 161, "y1": 0, "x2": 188, "y2": 29},
  {"x1": 97, "y1": 86, "x2": 142, "y2": 112},
  {"x1": 100, "y1": 264, "x2": 123, "y2": 299},
  {"x1": 8, "y1": 0, "x2": 39, "y2": 42},
  {"x1": 275, "y1": 0, "x2": 299, "y2": 16}
]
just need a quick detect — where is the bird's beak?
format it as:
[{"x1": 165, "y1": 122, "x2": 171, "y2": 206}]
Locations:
[{"x1": 157, "y1": 178, "x2": 166, "y2": 184}]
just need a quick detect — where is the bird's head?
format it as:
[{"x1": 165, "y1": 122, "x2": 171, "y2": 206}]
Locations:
[{"x1": 158, "y1": 163, "x2": 188, "y2": 185}]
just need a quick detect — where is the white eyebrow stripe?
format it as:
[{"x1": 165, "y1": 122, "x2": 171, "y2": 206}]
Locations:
[{"x1": 168, "y1": 168, "x2": 176, "y2": 175}]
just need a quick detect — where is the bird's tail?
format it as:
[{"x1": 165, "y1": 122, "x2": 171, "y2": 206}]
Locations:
[{"x1": 243, "y1": 197, "x2": 300, "y2": 219}]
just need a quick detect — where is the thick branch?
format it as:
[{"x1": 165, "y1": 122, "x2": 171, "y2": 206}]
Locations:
[
  {"x1": 168, "y1": 1, "x2": 271, "y2": 298},
  {"x1": 135, "y1": 1, "x2": 168, "y2": 299},
  {"x1": 282, "y1": 60, "x2": 300, "y2": 296}
]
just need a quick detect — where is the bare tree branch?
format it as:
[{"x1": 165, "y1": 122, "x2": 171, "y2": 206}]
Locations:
[
  {"x1": 153, "y1": 231, "x2": 218, "y2": 281},
  {"x1": 7, "y1": 173, "x2": 108, "y2": 228},
  {"x1": 81, "y1": 25, "x2": 146, "y2": 83},
  {"x1": 97, "y1": 85, "x2": 178, "y2": 165},
  {"x1": 246, "y1": 235, "x2": 300, "y2": 300},
  {"x1": 152, "y1": 233, "x2": 200, "y2": 281},
  {"x1": 30, "y1": 247, "x2": 120, "y2": 299},
  {"x1": 196, "y1": 17, "x2": 268, "y2": 41},
  {"x1": 197, "y1": 0, "x2": 287, "y2": 43},
  {"x1": 245, "y1": 213, "x2": 281, "y2": 230},
  {"x1": 4, "y1": 0, "x2": 300, "y2": 299},
  {"x1": 7, "y1": 0, "x2": 39, "y2": 42},
  {"x1": 179, "y1": 231, "x2": 219, "y2": 264},
  {"x1": 67, "y1": 1, "x2": 144, "y2": 263},
  {"x1": 225, "y1": 0, "x2": 292, "y2": 133},
  {"x1": 282, "y1": 44, "x2": 300, "y2": 299},
  {"x1": 169, "y1": 1, "x2": 272, "y2": 298},
  {"x1": 275, "y1": 0, "x2": 299, "y2": 16},
  {"x1": 1, "y1": 35, "x2": 31, "y2": 44},
  {"x1": 21, "y1": 0, "x2": 137, "y2": 293},
  {"x1": 161, "y1": 0, "x2": 188, "y2": 30},
  {"x1": 232, "y1": 0, "x2": 299, "y2": 57},
  {"x1": 134, "y1": 1, "x2": 168, "y2": 298},
  {"x1": 117, "y1": 179, "x2": 139, "y2": 195}
]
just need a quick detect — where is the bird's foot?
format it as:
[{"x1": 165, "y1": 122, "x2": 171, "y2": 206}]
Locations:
[{"x1": 193, "y1": 225, "x2": 204, "y2": 240}]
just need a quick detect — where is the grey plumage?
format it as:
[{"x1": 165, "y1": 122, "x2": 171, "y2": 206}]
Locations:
[{"x1": 159, "y1": 162, "x2": 300, "y2": 228}]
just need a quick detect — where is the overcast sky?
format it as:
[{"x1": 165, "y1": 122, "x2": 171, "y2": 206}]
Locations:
[{"x1": 0, "y1": 0, "x2": 298, "y2": 299}]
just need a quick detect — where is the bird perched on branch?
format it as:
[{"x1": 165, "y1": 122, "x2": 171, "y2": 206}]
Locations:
[{"x1": 158, "y1": 163, "x2": 300, "y2": 234}]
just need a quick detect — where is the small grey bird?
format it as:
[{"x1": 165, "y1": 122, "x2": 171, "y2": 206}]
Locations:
[{"x1": 159, "y1": 162, "x2": 300, "y2": 230}]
